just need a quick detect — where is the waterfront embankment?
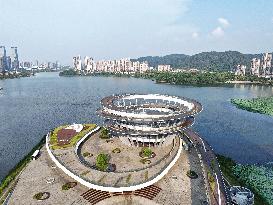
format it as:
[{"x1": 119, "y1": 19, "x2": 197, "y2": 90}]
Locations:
[
  {"x1": 59, "y1": 69, "x2": 273, "y2": 87},
  {"x1": 0, "y1": 136, "x2": 46, "y2": 204}
]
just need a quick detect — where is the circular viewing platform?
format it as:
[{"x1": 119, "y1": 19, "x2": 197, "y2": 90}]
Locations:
[{"x1": 98, "y1": 94, "x2": 202, "y2": 146}]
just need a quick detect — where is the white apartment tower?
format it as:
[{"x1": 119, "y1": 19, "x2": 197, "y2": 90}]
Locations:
[
  {"x1": 262, "y1": 53, "x2": 272, "y2": 77},
  {"x1": 73, "y1": 55, "x2": 82, "y2": 71},
  {"x1": 251, "y1": 58, "x2": 261, "y2": 77},
  {"x1": 158, "y1": 65, "x2": 172, "y2": 72},
  {"x1": 235, "y1": 64, "x2": 246, "y2": 76}
]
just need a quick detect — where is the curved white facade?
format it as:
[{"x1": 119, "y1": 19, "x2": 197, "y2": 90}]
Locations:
[{"x1": 98, "y1": 94, "x2": 202, "y2": 147}]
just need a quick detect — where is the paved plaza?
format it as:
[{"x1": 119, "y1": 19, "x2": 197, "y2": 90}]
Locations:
[{"x1": 8, "y1": 135, "x2": 207, "y2": 205}]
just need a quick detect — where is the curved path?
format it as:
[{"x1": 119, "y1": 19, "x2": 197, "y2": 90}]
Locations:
[
  {"x1": 46, "y1": 128, "x2": 183, "y2": 192},
  {"x1": 183, "y1": 128, "x2": 230, "y2": 205}
]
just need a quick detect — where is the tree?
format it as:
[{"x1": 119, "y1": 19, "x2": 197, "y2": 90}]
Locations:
[
  {"x1": 142, "y1": 148, "x2": 152, "y2": 158},
  {"x1": 96, "y1": 153, "x2": 109, "y2": 171}
]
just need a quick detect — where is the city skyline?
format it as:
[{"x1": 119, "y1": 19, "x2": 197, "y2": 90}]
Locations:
[{"x1": 1, "y1": 0, "x2": 273, "y2": 64}]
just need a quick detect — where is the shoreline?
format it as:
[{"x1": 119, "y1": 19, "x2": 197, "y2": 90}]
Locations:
[
  {"x1": 0, "y1": 128, "x2": 270, "y2": 205},
  {"x1": 0, "y1": 136, "x2": 46, "y2": 204},
  {"x1": 59, "y1": 71, "x2": 273, "y2": 87}
]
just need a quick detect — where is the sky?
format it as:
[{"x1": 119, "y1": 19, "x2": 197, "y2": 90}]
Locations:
[{"x1": 1, "y1": 0, "x2": 273, "y2": 64}]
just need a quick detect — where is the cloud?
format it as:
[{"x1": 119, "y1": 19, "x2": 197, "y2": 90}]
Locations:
[
  {"x1": 218, "y1": 18, "x2": 230, "y2": 28},
  {"x1": 192, "y1": 32, "x2": 199, "y2": 39},
  {"x1": 211, "y1": 27, "x2": 225, "y2": 37},
  {"x1": 0, "y1": 0, "x2": 193, "y2": 62}
]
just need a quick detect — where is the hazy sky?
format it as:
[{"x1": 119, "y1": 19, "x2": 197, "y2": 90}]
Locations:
[{"x1": 1, "y1": 0, "x2": 273, "y2": 64}]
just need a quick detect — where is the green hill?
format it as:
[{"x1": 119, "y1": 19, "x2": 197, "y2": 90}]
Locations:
[{"x1": 133, "y1": 51, "x2": 265, "y2": 71}]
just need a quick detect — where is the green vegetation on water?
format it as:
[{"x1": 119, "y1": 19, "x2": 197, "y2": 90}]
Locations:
[
  {"x1": 233, "y1": 165, "x2": 273, "y2": 205},
  {"x1": 0, "y1": 136, "x2": 46, "y2": 203},
  {"x1": 216, "y1": 155, "x2": 270, "y2": 205},
  {"x1": 231, "y1": 97, "x2": 273, "y2": 116}
]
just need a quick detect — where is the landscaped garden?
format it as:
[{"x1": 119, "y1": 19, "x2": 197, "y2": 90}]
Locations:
[
  {"x1": 231, "y1": 96, "x2": 273, "y2": 116},
  {"x1": 49, "y1": 124, "x2": 96, "y2": 150}
]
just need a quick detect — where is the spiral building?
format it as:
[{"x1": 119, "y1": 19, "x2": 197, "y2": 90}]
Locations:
[{"x1": 98, "y1": 94, "x2": 202, "y2": 147}]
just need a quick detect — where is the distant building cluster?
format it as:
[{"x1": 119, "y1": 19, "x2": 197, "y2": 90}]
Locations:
[
  {"x1": 0, "y1": 46, "x2": 19, "y2": 72},
  {"x1": 158, "y1": 65, "x2": 172, "y2": 72},
  {"x1": 72, "y1": 55, "x2": 172, "y2": 73},
  {"x1": 0, "y1": 45, "x2": 61, "y2": 73},
  {"x1": 251, "y1": 53, "x2": 272, "y2": 78},
  {"x1": 235, "y1": 52, "x2": 273, "y2": 78}
]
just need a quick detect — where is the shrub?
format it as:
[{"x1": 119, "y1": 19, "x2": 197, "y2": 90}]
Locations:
[
  {"x1": 100, "y1": 127, "x2": 110, "y2": 139},
  {"x1": 96, "y1": 153, "x2": 109, "y2": 171},
  {"x1": 62, "y1": 182, "x2": 77, "y2": 190},
  {"x1": 83, "y1": 152, "x2": 92, "y2": 157},
  {"x1": 140, "y1": 158, "x2": 151, "y2": 164},
  {"x1": 33, "y1": 192, "x2": 50, "y2": 200},
  {"x1": 112, "y1": 148, "x2": 121, "y2": 153},
  {"x1": 33, "y1": 192, "x2": 43, "y2": 200},
  {"x1": 141, "y1": 148, "x2": 152, "y2": 158},
  {"x1": 186, "y1": 170, "x2": 198, "y2": 179}
]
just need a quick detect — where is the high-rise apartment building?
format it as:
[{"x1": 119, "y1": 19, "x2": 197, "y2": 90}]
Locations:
[
  {"x1": 251, "y1": 58, "x2": 261, "y2": 77},
  {"x1": 10, "y1": 47, "x2": 19, "y2": 71},
  {"x1": 0, "y1": 46, "x2": 7, "y2": 72},
  {"x1": 251, "y1": 53, "x2": 272, "y2": 78},
  {"x1": 235, "y1": 64, "x2": 246, "y2": 76},
  {"x1": 262, "y1": 53, "x2": 272, "y2": 76},
  {"x1": 158, "y1": 65, "x2": 172, "y2": 72},
  {"x1": 73, "y1": 55, "x2": 82, "y2": 71}
]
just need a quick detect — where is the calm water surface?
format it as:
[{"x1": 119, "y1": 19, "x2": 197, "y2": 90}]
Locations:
[{"x1": 0, "y1": 72, "x2": 273, "y2": 181}]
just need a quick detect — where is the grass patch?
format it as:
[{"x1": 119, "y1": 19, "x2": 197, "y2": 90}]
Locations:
[
  {"x1": 207, "y1": 171, "x2": 216, "y2": 192},
  {"x1": 144, "y1": 171, "x2": 149, "y2": 181},
  {"x1": 50, "y1": 124, "x2": 96, "y2": 150},
  {"x1": 126, "y1": 174, "x2": 132, "y2": 184},
  {"x1": 80, "y1": 170, "x2": 90, "y2": 176}
]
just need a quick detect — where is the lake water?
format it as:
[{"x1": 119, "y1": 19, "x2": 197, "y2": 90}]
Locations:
[{"x1": 0, "y1": 72, "x2": 273, "y2": 181}]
